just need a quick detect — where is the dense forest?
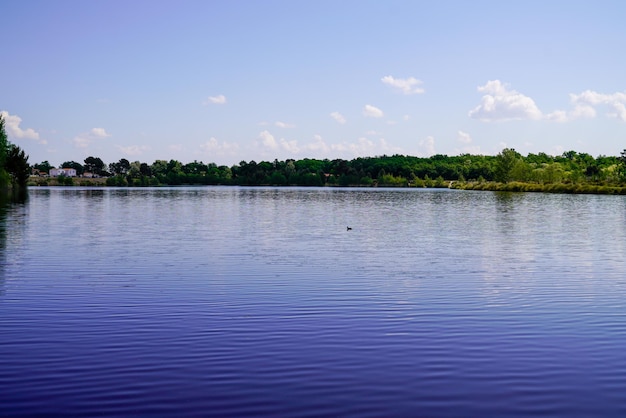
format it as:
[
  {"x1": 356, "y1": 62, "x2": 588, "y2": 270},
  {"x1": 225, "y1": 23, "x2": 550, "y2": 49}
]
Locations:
[{"x1": 29, "y1": 147, "x2": 626, "y2": 194}]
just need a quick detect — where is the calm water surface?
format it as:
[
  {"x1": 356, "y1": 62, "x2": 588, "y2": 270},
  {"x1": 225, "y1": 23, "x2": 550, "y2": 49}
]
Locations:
[{"x1": 2, "y1": 187, "x2": 626, "y2": 417}]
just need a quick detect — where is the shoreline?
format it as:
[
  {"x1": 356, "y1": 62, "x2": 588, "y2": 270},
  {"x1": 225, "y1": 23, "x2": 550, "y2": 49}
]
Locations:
[{"x1": 27, "y1": 176, "x2": 626, "y2": 195}]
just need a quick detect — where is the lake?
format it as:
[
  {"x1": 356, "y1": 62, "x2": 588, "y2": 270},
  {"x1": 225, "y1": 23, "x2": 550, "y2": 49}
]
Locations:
[{"x1": 2, "y1": 186, "x2": 626, "y2": 417}]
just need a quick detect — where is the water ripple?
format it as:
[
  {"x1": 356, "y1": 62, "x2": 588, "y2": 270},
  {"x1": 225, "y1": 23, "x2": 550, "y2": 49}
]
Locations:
[{"x1": 2, "y1": 187, "x2": 626, "y2": 416}]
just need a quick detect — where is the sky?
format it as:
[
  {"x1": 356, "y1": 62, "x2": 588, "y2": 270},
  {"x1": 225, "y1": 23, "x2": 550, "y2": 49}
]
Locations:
[{"x1": 2, "y1": 0, "x2": 626, "y2": 167}]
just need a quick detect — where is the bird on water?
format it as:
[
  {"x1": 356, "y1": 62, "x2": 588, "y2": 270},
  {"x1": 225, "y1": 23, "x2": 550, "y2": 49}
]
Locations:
[{"x1": 347, "y1": 226, "x2": 352, "y2": 231}]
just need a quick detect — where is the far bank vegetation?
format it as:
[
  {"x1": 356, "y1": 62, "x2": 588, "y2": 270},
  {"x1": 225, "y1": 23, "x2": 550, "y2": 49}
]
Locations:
[{"x1": 29, "y1": 148, "x2": 626, "y2": 195}]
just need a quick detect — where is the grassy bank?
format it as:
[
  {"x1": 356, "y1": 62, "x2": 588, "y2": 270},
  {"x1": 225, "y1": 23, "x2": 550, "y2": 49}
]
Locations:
[
  {"x1": 27, "y1": 175, "x2": 626, "y2": 195},
  {"x1": 28, "y1": 177, "x2": 108, "y2": 187},
  {"x1": 451, "y1": 180, "x2": 626, "y2": 195}
]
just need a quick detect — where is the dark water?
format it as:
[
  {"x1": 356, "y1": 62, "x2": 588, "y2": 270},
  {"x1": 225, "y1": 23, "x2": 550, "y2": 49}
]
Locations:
[{"x1": 2, "y1": 187, "x2": 626, "y2": 417}]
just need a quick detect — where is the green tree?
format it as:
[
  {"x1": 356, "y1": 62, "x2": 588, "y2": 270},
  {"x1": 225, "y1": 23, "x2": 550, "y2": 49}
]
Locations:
[
  {"x1": 128, "y1": 161, "x2": 142, "y2": 179},
  {"x1": 84, "y1": 156, "x2": 106, "y2": 175},
  {"x1": 61, "y1": 161, "x2": 84, "y2": 176},
  {"x1": 510, "y1": 159, "x2": 531, "y2": 182},
  {"x1": 140, "y1": 162, "x2": 151, "y2": 176},
  {"x1": 5, "y1": 144, "x2": 30, "y2": 188},
  {"x1": 109, "y1": 158, "x2": 130, "y2": 175},
  {"x1": 150, "y1": 160, "x2": 168, "y2": 176},
  {"x1": 495, "y1": 148, "x2": 521, "y2": 183},
  {"x1": 33, "y1": 161, "x2": 53, "y2": 174},
  {"x1": 619, "y1": 149, "x2": 626, "y2": 182},
  {"x1": 0, "y1": 114, "x2": 8, "y2": 188}
]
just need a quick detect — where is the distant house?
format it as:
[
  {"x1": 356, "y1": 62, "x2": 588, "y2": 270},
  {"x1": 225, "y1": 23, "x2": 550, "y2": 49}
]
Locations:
[
  {"x1": 31, "y1": 168, "x2": 49, "y2": 177},
  {"x1": 49, "y1": 168, "x2": 77, "y2": 177}
]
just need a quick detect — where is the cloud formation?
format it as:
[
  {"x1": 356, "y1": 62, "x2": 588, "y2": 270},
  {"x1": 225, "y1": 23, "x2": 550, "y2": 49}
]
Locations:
[
  {"x1": 73, "y1": 128, "x2": 111, "y2": 148},
  {"x1": 469, "y1": 80, "x2": 542, "y2": 121},
  {"x1": 204, "y1": 94, "x2": 227, "y2": 105},
  {"x1": 417, "y1": 136, "x2": 436, "y2": 156},
  {"x1": 305, "y1": 135, "x2": 330, "y2": 153},
  {"x1": 116, "y1": 145, "x2": 151, "y2": 156},
  {"x1": 257, "y1": 130, "x2": 299, "y2": 154},
  {"x1": 199, "y1": 137, "x2": 240, "y2": 157},
  {"x1": 258, "y1": 130, "x2": 278, "y2": 150},
  {"x1": 457, "y1": 130, "x2": 472, "y2": 144},
  {"x1": 330, "y1": 111, "x2": 346, "y2": 124},
  {"x1": 254, "y1": 130, "x2": 405, "y2": 160},
  {"x1": 569, "y1": 90, "x2": 626, "y2": 121},
  {"x1": 455, "y1": 131, "x2": 483, "y2": 154},
  {"x1": 470, "y1": 81, "x2": 626, "y2": 123},
  {"x1": 0, "y1": 110, "x2": 44, "y2": 143},
  {"x1": 275, "y1": 121, "x2": 295, "y2": 128},
  {"x1": 381, "y1": 75, "x2": 424, "y2": 95},
  {"x1": 363, "y1": 104, "x2": 384, "y2": 118}
]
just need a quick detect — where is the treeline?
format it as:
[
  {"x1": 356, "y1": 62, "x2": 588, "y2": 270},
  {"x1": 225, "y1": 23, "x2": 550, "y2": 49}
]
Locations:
[{"x1": 31, "y1": 148, "x2": 626, "y2": 189}]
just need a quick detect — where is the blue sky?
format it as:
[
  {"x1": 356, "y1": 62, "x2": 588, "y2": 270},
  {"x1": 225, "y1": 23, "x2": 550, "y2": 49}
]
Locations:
[{"x1": 2, "y1": 0, "x2": 625, "y2": 167}]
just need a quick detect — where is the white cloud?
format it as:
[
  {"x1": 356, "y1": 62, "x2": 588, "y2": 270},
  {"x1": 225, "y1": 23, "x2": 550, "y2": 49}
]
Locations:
[
  {"x1": 326, "y1": 137, "x2": 404, "y2": 157},
  {"x1": 330, "y1": 137, "x2": 375, "y2": 154},
  {"x1": 363, "y1": 104, "x2": 384, "y2": 118},
  {"x1": 281, "y1": 138, "x2": 299, "y2": 153},
  {"x1": 417, "y1": 136, "x2": 436, "y2": 156},
  {"x1": 302, "y1": 135, "x2": 330, "y2": 153},
  {"x1": 90, "y1": 127, "x2": 110, "y2": 138},
  {"x1": 116, "y1": 145, "x2": 150, "y2": 156},
  {"x1": 377, "y1": 138, "x2": 404, "y2": 154},
  {"x1": 257, "y1": 130, "x2": 301, "y2": 155},
  {"x1": 543, "y1": 90, "x2": 626, "y2": 122},
  {"x1": 544, "y1": 93, "x2": 599, "y2": 123},
  {"x1": 469, "y1": 80, "x2": 543, "y2": 121},
  {"x1": 544, "y1": 110, "x2": 569, "y2": 123},
  {"x1": 454, "y1": 132, "x2": 483, "y2": 154},
  {"x1": 381, "y1": 75, "x2": 425, "y2": 95},
  {"x1": 0, "y1": 110, "x2": 44, "y2": 143},
  {"x1": 457, "y1": 130, "x2": 472, "y2": 144},
  {"x1": 199, "y1": 137, "x2": 240, "y2": 157},
  {"x1": 470, "y1": 81, "x2": 626, "y2": 123},
  {"x1": 258, "y1": 130, "x2": 278, "y2": 149},
  {"x1": 275, "y1": 121, "x2": 295, "y2": 128},
  {"x1": 330, "y1": 111, "x2": 346, "y2": 124},
  {"x1": 204, "y1": 94, "x2": 227, "y2": 105},
  {"x1": 569, "y1": 90, "x2": 626, "y2": 121},
  {"x1": 73, "y1": 127, "x2": 111, "y2": 148},
  {"x1": 253, "y1": 131, "x2": 405, "y2": 160},
  {"x1": 569, "y1": 104, "x2": 597, "y2": 119}
]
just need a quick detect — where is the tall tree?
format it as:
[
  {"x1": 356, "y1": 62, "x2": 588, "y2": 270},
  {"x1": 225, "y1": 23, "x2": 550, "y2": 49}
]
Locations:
[
  {"x1": 619, "y1": 149, "x2": 626, "y2": 182},
  {"x1": 0, "y1": 114, "x2": 8, "y2": 188},
  {"x1": 109, "y1": 158, "x2": 131, "y2": 175},
  {"x1": 61, "y1": 161, "x2": 84, "y2": 176},
  {"x1": 33, "y1": 161, "x2": 53, "y2": 174},
  {"x1": 495, "y1": 148, "x2": 521, "y2": 183},
  {"x1": 84, "y1": 156, "x2": 105, "y2": 175},
  {"x1": 6, "y1": 145, "x2": 30, "y2": 188},
  {"x1": 139, "y1": 162, "x2": 151, "y2": 176}
]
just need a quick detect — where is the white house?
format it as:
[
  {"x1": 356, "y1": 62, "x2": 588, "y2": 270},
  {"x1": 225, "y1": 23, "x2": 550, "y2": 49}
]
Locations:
[{"x1": 49, "y1": 168, "x2": 77, "y2": 177}]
